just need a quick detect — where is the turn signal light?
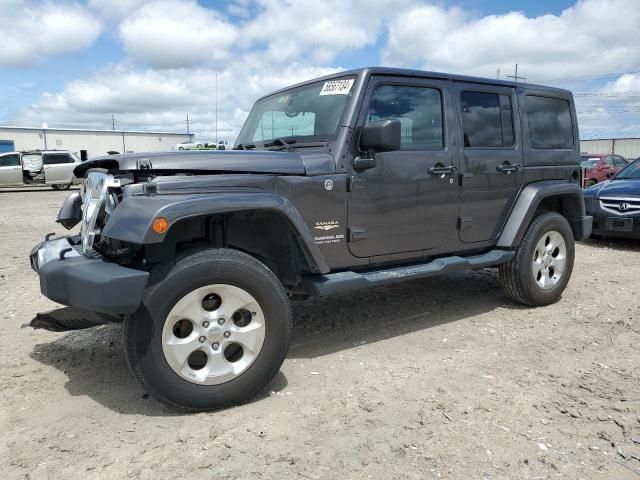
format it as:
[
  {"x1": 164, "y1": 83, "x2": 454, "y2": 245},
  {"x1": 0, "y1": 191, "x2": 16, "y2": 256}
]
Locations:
[{"x1": 152, "y1": 217, "x2": 170, "y2": 234}]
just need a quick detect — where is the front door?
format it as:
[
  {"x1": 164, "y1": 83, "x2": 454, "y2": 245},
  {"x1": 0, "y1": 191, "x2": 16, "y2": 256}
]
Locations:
[
  {"x1": 0, "y1": 153, "x2": 24, "y2": 186},
  {"x1": 455, "y1": 85, "x2": 524, "y2": 243},
  {"x1": 347, "y1": 77, "x2": 460, "y2": 258}
]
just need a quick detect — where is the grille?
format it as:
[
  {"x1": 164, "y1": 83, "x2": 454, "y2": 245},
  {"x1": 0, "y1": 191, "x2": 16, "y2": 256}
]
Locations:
[{"x1": 599, "y1": 197, "x2": 640, "y2": 215}]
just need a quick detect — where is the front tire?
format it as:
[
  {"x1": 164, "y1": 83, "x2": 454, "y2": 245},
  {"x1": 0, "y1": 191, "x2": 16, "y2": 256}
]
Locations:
[
  {"x1": 124, "y1": 248, "x2": 292, "y2": 411},
  {"x1": 52, "y1": 183, "x2": 71, "y2": 191},
  {"x1": 500, "y1": 212, "x2": 575, "y2": 306}
]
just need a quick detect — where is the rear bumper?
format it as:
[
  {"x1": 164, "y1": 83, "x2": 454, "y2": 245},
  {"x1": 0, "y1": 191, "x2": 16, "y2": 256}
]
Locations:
[{"x1": 31, "y1": 236, "x2": 149, "y2": 315}]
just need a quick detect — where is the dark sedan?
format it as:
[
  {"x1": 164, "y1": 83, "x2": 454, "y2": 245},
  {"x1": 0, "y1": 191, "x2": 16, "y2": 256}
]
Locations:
[{"x1": 583, "y1": 158, "x2": 640, "y2": 239}]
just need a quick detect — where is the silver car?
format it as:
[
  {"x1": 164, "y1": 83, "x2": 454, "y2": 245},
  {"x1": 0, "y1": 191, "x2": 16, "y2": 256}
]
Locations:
[{"x1": 0, "y1": 150, "x2": 81, "y2": 190}]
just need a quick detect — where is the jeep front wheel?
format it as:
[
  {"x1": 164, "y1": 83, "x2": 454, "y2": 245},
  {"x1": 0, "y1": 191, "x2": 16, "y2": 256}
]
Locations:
[
  {"x1": 499, "y1": 212, "x2": 575, "y2": 306},
  {"x1": 124, "y1": 248, "x2": 291, "y2": 411}
]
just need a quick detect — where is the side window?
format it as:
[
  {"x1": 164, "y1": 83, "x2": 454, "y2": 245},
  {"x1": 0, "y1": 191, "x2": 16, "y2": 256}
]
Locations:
[
  {"x1": 613, "y1": 156, "x2": 627, "y2": 167},
  {"x1": 366, "y1": 84, "x2": 443, "y2": 149},
  {"x1": 604, "y1": 156, "x2": 614, "y2": 167},
  {"x1": 0, "y1": 154, "x2": 20, "y2": 167},
  {"x1": 461, "y1": 91, "x2": 514, "y2": 148},
  {"x1": 526, "y1": 96, "x2": 574, "y2": 149},
  {"x1": 43, "y1": 153, "x2": 73, "y2": 165}
]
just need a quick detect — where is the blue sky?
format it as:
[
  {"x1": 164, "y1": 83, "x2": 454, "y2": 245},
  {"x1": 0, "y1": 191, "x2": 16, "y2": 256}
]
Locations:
[{"x1": 1, "y1": 0, "x2": 639, "y2": 141}]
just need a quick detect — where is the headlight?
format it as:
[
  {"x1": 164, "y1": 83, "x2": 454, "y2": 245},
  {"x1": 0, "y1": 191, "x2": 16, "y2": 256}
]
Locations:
[{"x1": 80, "y1": 171, "x2": 119, "y2": 254}]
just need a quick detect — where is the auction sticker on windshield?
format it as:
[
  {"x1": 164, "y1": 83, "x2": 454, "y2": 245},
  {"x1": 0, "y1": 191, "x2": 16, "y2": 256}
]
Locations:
[{"x1": 320, "y1": 79, "x2": 354, "y2": 96}]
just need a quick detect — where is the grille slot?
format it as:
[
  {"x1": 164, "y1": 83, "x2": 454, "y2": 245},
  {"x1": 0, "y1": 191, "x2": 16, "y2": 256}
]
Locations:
[{"x1": 599, "y1": 197, "x2": 640, "y2": 215}]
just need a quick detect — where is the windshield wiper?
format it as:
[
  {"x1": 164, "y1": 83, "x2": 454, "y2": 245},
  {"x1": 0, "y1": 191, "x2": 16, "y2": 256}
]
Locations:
[
  {"x1": 234, "y1": 143, "x2": 256, "y2": 150},
  {"x1": 263, "y1": 137, "x2": 297, "y2": 151}
]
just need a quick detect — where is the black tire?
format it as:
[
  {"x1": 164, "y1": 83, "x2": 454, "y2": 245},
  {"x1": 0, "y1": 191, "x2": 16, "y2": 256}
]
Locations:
[
  {"x1": 124, "y1": 248, "x2": 292, "y2": 411},
  {"x1": 499, "y1": 212, "x2": 575, "y2": 307},
  {"x1": 52, "y1": 183, "x2": 71, "y2": 191}
]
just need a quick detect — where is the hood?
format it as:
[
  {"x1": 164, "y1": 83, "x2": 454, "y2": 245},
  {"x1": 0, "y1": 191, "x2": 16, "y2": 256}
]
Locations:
[
  {"x1": 586, "y1": 179, "x2": 640, "y2": 198},
  {"x1": 74, "y1": 150, "x2": 335, "y2": 177}
]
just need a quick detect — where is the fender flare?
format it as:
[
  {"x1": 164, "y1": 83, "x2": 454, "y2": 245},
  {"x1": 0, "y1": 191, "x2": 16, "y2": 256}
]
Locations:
[
  {"x1": 101, "y1": 192, "x2": 330, "y2": 274},
  {"x1": 498, "y1": 180, "x2": 591, "y2": 247}
]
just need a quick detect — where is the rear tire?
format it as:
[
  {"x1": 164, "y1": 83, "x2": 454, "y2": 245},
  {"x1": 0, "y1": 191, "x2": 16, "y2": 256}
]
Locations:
[
  {"x1": 500, "y1": 212, "x2": 575, "y2": 306},
  {"x1": 124, "y1": 248, "x2": 292, "y2": 411}
]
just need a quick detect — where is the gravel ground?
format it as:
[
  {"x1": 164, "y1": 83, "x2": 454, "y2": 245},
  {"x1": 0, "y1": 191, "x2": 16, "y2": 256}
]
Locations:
[{"x1": 1, "y1": 188, "x2": 639, "y2": 480}]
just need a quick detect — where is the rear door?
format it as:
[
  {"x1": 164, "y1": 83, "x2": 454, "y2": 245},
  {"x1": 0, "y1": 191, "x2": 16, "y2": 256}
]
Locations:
[
  {"x1": 454, "y1": 84, "x2": 523, "y2": 243},
  {"x1": 347, "y1": 76, "x2": 460, "y2": 258},
  {"x1": 43, "y1": 153, "x2": 74, "y2": 183},
  {"x1": 0, "y1": 153, "x2": 23, "y2": 186}
]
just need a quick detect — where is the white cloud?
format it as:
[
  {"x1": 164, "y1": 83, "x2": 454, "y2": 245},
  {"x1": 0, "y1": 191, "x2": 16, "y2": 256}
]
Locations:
[
  {"x1": 8, "y1": 0, "x2": 640, "y2": 139},
  {"x1": 241, "y1": 0, "x2": 412, "y2": 64},
  {"x1": 13, "y1": 63, "x2": 339, "y2": 141},
  {"x1": 0, "y1": 0, "x2": 103, "y2": 67},
  {"x1": 119, "y1": 0, "x2": 239, "y2": 68},
  {"x1": 88, "y1": 0, "x2": 150, "y2": 20},
  {"x1": 382, "y1": 0, "x2": 640, "y2": 81}
]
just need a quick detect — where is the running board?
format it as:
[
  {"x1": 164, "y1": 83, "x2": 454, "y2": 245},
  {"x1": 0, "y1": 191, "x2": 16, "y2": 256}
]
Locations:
[{"x1": 302, "y1": 249, "x2": 514, "y2": 297}]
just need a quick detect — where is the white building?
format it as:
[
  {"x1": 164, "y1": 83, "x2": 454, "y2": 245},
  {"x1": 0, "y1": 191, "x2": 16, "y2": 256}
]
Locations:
[
  {"x1": 0, "y1": 126, "x2": 194, "y2": 160},
  {"x1": 580, "y1": 138, "x2": 640, "y2": 160}
]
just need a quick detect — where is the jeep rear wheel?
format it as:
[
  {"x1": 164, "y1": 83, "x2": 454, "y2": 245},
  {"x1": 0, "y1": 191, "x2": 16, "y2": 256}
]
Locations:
[
  {"x1": 124, "y1": 248, "x2": 291, "y2": 411},
  {"x1": 499, "y1": 212, "x2": 575, "y2": 306}
]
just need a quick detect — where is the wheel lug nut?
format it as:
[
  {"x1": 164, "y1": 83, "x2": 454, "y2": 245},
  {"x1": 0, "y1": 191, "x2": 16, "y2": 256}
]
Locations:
[
  {"x1": 202, "y1": 321, "x2": 210, "y2": 328},
  {"x1": 212, "y1": 342, "x2": 220, "y2": 350},
  {"x1": 223, "y1": 331, "x2": 230, "y2": 338},
  {"x1": 198, "y1": 336, "x2": 206, "y2": 343},
  {"x1": 218, "y1": 318, "x2": 225, "y2": 325}
]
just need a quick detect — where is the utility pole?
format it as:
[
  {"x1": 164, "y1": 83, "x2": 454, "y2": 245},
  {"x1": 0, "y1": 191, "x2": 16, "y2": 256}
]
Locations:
[
  {"x1": 215, "y1": 73, "x2": 218, "y2": 144},
  {"x1": 496, "y1": 68, "x2": 500, "y2": 80},
  {"x1": 186, "y1": 114, "x2": 190, "y2": 136},
  {"x1": 507, "y1": 64, "x2": 526, "y2": 83},
  {"x1": 111, "y1": 114, "x2": 115, "y2": 130}
]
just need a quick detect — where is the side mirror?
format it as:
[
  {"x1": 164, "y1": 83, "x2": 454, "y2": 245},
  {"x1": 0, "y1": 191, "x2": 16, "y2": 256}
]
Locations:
[{"x1": 360, "y1": 119, "x2": 401, "y2": 154}]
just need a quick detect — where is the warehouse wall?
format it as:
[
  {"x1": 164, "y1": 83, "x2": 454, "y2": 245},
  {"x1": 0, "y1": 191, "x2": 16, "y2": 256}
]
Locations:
[
  {"x1": 580, "y1": 138, "x2": 640, "y2": 160},
  {"x1": 0, "y1": 128, "x2": 193, "y2": 159}
]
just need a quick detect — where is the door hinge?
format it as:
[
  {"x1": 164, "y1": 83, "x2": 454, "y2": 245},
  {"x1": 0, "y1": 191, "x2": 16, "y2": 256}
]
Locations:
[
  {"x1": 458, "y1": 217, "x2": 473, "y2": 231},
  {"x1": 348, "y1": 227, "x2": 367, "y2": 242}
]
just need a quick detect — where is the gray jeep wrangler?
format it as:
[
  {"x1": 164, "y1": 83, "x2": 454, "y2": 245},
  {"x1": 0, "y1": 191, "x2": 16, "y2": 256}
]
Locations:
[{"x1": 30, "y1": 68, "x2": 592, "y2": 410}]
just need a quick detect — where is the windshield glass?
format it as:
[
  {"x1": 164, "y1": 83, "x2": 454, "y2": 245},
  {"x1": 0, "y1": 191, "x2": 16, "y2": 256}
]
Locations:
[
  {"x1": 236, "y1": 76, "x2": 356, "y2": 146},
  {"x1": 580, "y1": 158, "x2": 599, "y2": 168},
  {"x1": 614, "y1": 159, "x2": 640, "y2": 180}
]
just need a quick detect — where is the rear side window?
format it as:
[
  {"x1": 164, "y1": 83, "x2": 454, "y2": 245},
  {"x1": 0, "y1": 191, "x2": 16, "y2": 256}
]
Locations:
[
  {"x1": 43, "y1": 153, "x2": 72, "y2": 164},
  {"x1": 526, "y1": 96, "x2": 573, "y2": 149},
  {"x1": 0, "y1": 154, "x2": 20, "y2": 167},
  {"x1": 366, "y1": 84, "x2": 444, "y2": 149},
  {"x1": 461, "y1": 91, "x2": 514, "y2": 148}
]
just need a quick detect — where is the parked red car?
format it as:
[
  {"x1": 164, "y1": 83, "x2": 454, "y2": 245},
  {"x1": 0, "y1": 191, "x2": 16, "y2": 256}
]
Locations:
[{"x1": 580, "y1": 153, "x2": 629, "y2": 187}]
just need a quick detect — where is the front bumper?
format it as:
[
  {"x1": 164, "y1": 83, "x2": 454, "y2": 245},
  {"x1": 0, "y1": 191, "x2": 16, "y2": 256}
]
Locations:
[
  {"x1": 585, "y1": 197, "x2": 640, "y2": 239},
  {"x1": 31, "y1": 236, "x2": 149, "y2": 315}
]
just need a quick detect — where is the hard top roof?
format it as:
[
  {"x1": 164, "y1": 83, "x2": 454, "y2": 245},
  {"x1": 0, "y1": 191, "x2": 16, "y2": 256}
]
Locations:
[{"x1": 259, "y1": 66, "x2": 572, "y2": 100}]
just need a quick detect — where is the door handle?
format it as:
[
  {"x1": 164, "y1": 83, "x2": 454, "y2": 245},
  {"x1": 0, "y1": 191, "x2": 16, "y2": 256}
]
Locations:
[
  {"x1": 496, "y1": 163, "x2": 520, "y2": 174},
  {"x1": 428, "y1": 164, "x2": 458, "y2": 176}
]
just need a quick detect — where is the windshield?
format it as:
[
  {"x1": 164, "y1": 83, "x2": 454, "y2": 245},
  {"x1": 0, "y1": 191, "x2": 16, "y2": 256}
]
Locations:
[
  {"x1": 236, "y1": 76, "x2": 356, "y2": 146},
  {"x1": 580, "y1": 157, "x2": 599, "y2": 168},
  {"x1": 613, "y1": 159, "x2": 640, "y2": 180}
]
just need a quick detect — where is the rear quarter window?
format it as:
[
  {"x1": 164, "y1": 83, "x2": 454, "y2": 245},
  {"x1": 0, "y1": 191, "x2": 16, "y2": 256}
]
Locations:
[
  {"x1": 43, "y1": 153, "x2": 73, "y2": 165},
  {"x1": 526, "y1": 96, "x2": 574, "y2": 149}
]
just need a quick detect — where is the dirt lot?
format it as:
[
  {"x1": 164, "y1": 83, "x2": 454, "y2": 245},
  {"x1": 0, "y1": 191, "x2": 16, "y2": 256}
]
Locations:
[{"x1": 1, "y1": 189, "x2": 639, "y2": 480}]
